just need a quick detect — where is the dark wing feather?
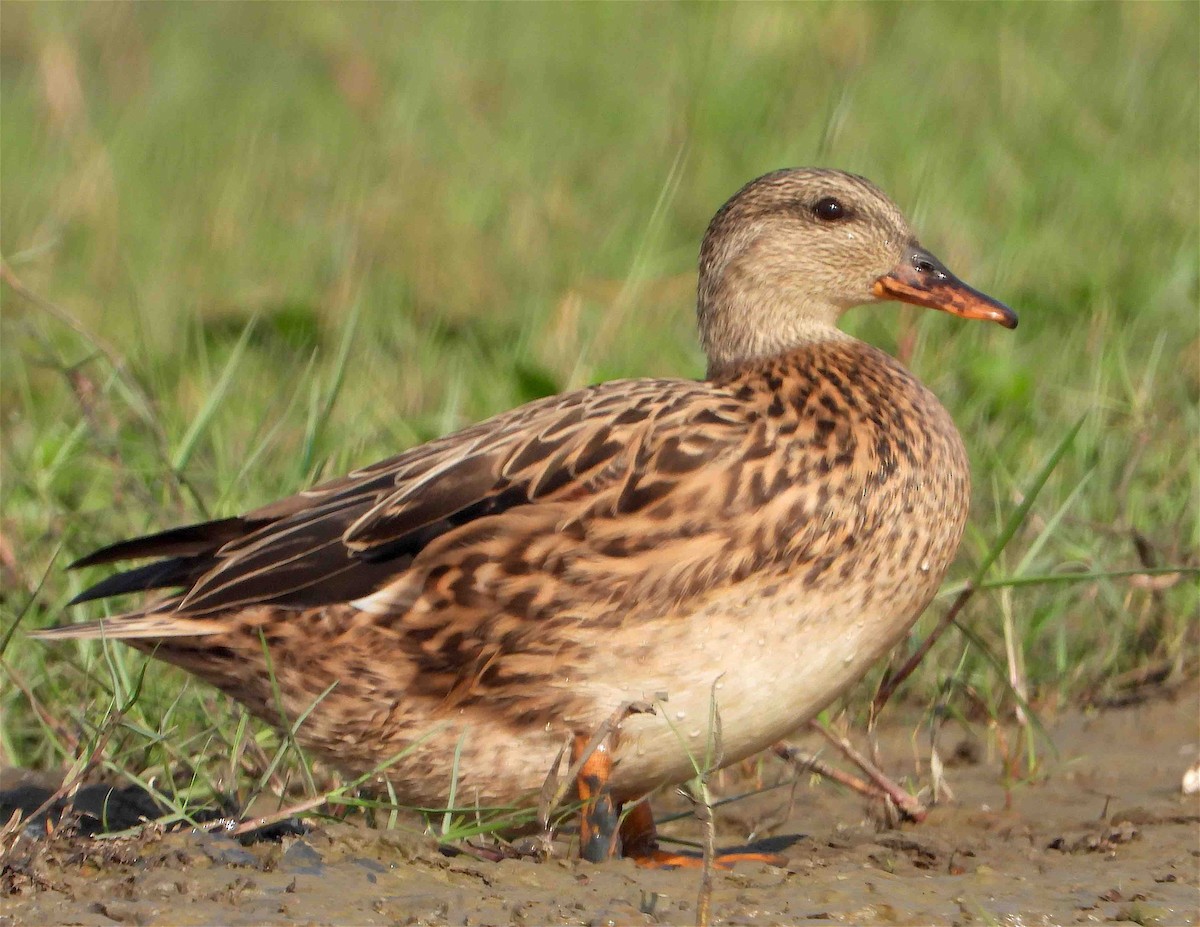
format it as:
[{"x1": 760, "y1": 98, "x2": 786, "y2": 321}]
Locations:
[
  {"x1": 340, "y1": 448, "x2": 510, "y2": 551},
  {"x1": 69, "y1": 517, "x2": 251, "y2": 569},
  {"x1": 67, "y1": 556, "x2": 204, "y2": 605},
  {"x1": 69, "y1": 377, "x2": 718, "y2": 618}
]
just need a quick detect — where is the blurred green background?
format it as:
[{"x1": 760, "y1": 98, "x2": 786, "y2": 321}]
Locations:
[{"x1": 2, "y1": 4, "x2": 1196, "y2": 779}]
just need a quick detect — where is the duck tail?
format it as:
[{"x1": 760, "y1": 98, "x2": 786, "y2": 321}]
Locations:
[
  {"x1": 68, "y1": 517, "x2": 247, "y2": 570},
  {"x1": 30, "y1": 613, "x2": 226, "y2": 642}
]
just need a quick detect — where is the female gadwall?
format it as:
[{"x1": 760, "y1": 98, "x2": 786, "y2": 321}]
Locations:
[{"x1": 40, "y1": 168, "x2": 1017, "y2": 865}]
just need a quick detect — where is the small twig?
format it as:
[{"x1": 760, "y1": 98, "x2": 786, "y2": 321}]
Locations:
[
  {"x1": 538, "y1": 700, "x2": 654, "y2": 832},
  {"x1": 929, "y1": 744, "x2": 954, "y2": 804},
  {"x1": 535, "y1": 735, "x2": 572, "y2": 835},
  {"x1": 693, "y1": 778, "x2": 715, "y2": 927},
  {"x1": 872, "y1": 584, "x2": 976, "y2": 720},
  {"x1": 0, "y1": 808, "x2": 25, "y2": 859},
  {"x1": 9, "y1": 715, "x2": 123, "y2": 839},
  {"x1": 694, "y1": 686, "x2": 724, "y2": 927},
  {"x1": 226, "y1": 794, "x2": 327, "y2": 837},
  {"x1": 774, "y1": 743, "x2": 893, "y2": 803},
  {"x1": 808, "y1": 720, "x2": 927, "y2": 822}
]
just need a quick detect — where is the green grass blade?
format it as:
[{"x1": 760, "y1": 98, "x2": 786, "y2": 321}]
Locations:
[
  {"x1": 172, "y1": 317, "x2": 260, "y2": 472},
  {"x1": 940, "y1": 566, "x2": 1198, "y2": 593},
  {"x1": 971, "y1": 413, "x2": 1087, "y2": 584},
  {"x1": 299, "y1": 297, "x2": 362, "y2": 478},
  {"x1": 1013, "y1": 468, "x2": 1094, "y2": 575}
]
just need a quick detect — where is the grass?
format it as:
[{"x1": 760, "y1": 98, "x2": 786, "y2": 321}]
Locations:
[{"x1": 2, "y1": 3, "x2": 1197, "y2": 836}]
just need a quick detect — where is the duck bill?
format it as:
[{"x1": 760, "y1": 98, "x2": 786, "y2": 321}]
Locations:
[{"x1": 873, "y1": 244, "x2": 1018, "y2": 329}]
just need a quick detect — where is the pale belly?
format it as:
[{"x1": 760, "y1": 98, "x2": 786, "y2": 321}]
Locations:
[
  {"x1": 415, "y1": 563, "x2": 942, "y2": 808},
  {"x1": 597, "y1": 570, "x2": 934, "y2": 799}
]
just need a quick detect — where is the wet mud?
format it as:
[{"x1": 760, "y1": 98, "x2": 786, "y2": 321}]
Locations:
[{"x1": 4, "y1": 684, "x2": 1197, "y2": 926}]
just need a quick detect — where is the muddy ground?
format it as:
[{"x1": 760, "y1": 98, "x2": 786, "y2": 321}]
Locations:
[{"x1": 4, "y1": 683, "x2": 1198, "y2": 926}]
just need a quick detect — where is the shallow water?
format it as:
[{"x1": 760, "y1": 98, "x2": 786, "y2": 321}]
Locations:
[{"x1": 4, "y1": 683, "x2": 1197, "y2": 926}]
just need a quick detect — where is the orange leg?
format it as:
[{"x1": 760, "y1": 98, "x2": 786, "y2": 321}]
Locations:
[
  {"x1": 572, "y1": 731, "x2": 787, "y2": 868},
  {"x1": 575, "y1": 734, "x2": 621, "y2": 862}
]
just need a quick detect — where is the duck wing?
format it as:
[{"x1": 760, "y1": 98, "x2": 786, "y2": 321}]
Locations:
[{"x1": 61, "y1": 376, "x2": 754, "y2": 622}]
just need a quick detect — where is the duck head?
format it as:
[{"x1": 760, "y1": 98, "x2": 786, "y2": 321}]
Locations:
[{"x1": 697, "y1": 168, "x2": 1017, "y2": 375}]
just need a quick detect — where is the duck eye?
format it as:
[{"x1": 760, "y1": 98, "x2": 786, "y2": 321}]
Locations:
[{"x1": 812, "y1": 197, "x2": 846, "y2": 222}]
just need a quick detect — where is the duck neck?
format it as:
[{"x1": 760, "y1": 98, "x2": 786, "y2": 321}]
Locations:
[{"x1": 699, "y1": 285, "x2": 852, "y2": 379}]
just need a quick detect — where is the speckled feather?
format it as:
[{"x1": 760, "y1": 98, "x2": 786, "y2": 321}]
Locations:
[{"x1": 40, "y1": 169, "x2": 1011, "y2": 810}]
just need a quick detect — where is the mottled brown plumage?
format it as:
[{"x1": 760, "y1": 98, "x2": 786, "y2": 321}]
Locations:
[{"x1": 39, "y1": 169, "x2": 1016, "y2": 849}]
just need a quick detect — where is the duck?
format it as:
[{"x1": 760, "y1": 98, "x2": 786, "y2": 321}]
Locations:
[{"x1": 37, "y1": 168, "x2": 1017, "y2": 866}]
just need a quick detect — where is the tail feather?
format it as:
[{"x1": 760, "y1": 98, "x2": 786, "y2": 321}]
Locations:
[
  {"x1": 31, "y1": 614, "x2": 227, "y2": 641},
  {"x1": 67, "y1": 556, "x2": 203, "y2": 606},
  {"x1": 69, "y1": 517, "x2": 249, "y2": 569}
]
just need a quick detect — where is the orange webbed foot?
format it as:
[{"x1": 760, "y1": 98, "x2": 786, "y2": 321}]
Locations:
[
  {"x1": 572, "y1": 727, "x2": 787, "y2": 868},
  {"x1": 618, "y1": 800, "x2": 786, "y2": 869}
]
